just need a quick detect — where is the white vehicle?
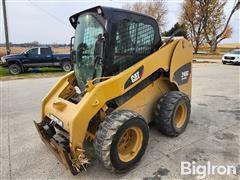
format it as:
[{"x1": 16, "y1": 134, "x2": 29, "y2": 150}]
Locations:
[{"x1": 222, "y1": 49, "x2": 240, "y2": 65}]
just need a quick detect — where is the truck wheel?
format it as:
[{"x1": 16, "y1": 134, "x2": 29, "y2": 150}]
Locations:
[
  {"x1": 62, "y1": 62, "x2": 72, "y2": 72},
  {"x1": 9, "y1": 64, "x2": 22, "y2": 75},
  {"x1": 94, "y1": 110, "x2": 149, "y2": 172},
  {"x1": 222, "y1": 61, "x2": 226, "y2": 64},
  {"x1": 154, "y1": 91, "x2": 190, "y2": 137}
]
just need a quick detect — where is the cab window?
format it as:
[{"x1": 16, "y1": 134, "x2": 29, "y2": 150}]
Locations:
[
  {"x1": 40, "y1": 48, "x2": 51, "y2": 55},
  {"x1": 27, "y1": 48, "x2": 38, "y2": 56},
  {"x1": 112, "y1": 19, "x2": 154, "y2": 74}
]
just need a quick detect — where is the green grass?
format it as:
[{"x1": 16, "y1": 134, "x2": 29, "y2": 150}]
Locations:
[
  {"x1": 0, "y1": 67, "x2": 9, "y2": 76},
  {"x1": 0, "y1": 67, "x2": 67, "y2": 80}
]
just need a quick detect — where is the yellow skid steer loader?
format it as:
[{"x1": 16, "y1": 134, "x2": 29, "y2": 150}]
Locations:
[{"x1": 34, "y1": 6, "x2": 192, "y2": 175}]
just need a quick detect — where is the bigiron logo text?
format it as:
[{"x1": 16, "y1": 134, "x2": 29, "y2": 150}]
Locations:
[{"x1": 181, "y1": 161, "x2": 237, "y2": 179}]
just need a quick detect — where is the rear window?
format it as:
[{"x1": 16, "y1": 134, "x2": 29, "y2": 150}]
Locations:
[{"x1": 40, "y1": 48, "x2": 51, "y2": 55}]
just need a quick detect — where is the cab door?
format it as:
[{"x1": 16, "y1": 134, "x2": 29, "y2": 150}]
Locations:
[
  {"x1": 23, "y1": 47, "x2": 40, "y2": 67},
  {"x1": 39, "y1": 47, "x2": 53, "y2": 66}
]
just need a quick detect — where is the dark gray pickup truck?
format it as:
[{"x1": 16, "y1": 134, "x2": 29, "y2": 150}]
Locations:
[{"x1": 0, "y1": 46, "x2": 72, "y2": 75}]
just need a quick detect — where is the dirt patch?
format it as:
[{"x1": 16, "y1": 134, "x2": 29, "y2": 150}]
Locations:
[
  {"x1": 221, "y1": 150, "x2": 239, "y2": 161},
  {"x1": 143, "y1": 168, "x2": 170, "y2": 180},
  {"x1": 236, "y1": 164, "x2": 240, "y2": 175},
  {"x1": 218, "y1": 109, "x2": 240, "y2": 115},
  {"x1": 204, "y1": 94, "x2": 230, "y2": 100},
  {"x1": 193, "y1": 60, "x2": 218, "y2": 63},
  {"x1": 214, "y1": 132, "x2": 238, "y2": 141},
  {"x1": 218, "y1": 109, "x2": 240, "y2": 120},
  {"x1": 198, "y1": 103, "x2": 208, "y2": 107},
  {"x1": 153, "y1": 168, "x2": 170, "y2": 176},
  {"x1": 186, "y1": 148, "x2": 209, "y2": 162}
]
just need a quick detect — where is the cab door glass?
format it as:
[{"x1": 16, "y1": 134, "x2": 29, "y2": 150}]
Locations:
[
  {"x1": 40, "y1": 48, "x2": 50, "y2": 55},
  {"x1": 40, "y1": 48, "x2": 51, "y2": 57},
  {"x1": 27, "y1": 48, "x2": 38, "y2": 56}
]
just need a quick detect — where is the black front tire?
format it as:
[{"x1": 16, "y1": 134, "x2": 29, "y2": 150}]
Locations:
[
  {"x1": 9, "y1": 64, "x2": 22, "y2": 75},
  {"x1": 154, "y1": 91, "x2": 191, "y2": 137},
  {"x1": 222, "y1": 61, "x2": 226, "y2": 64},
  {"x1": 62, "y1": 62, "x2": 72, "y2": 72},
  {"x1": 94, "y1": 110, "x2": 149, "y2": 172}
]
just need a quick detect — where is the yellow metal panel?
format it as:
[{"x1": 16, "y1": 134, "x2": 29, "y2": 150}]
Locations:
[
  {"x1": 170, "y1": 39, "x2": 193, "y2": 98},
  {"x1": 117, "y1": 77, "x2": 176, "y2": 123}
]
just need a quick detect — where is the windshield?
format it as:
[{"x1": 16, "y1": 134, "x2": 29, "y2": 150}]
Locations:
[
  {"x1": 73, "y1": 14, "x2": 104, "y2": 90},
  {"x1": 230, "y1": 50, "x2": 240, "y2": 55}
]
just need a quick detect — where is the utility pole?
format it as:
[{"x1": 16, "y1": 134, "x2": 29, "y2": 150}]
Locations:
[{"x1": 2, "y1": 0, "x2": 10, "y2": 55}]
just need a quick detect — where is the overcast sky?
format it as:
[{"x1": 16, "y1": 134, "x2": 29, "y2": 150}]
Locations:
[{"x1": 0, "y1": 0, "x2": 239, "y2": 44}]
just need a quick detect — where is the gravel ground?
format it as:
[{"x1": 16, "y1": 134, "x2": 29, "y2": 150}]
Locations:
[{"x1": 0, "y1": 63, "x2": 239, "y2": 180}]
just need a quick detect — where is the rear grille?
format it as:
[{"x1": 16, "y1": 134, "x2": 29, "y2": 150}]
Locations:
[{"x1": 224, "y1": 56, "x2": 235, "y2": 60}]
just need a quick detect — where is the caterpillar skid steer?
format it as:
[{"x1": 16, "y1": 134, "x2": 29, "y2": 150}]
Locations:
[{"x1": 34, "y1": 6, "x2": 192, "y2": 175}]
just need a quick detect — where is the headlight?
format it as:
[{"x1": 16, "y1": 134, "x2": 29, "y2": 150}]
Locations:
[
  {"x1": 49, "y1": 114, "x2": 64, "y2": 127},
  {"x1": 1, "y1": 57, "x2": 6, "y2": 63}
]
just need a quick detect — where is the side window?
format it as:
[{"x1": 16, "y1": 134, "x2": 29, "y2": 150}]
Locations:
[
  {"x1": 27, "y1": 48, "x2": 38, "y2": 56},
  {"x1": 113, "y1": 19, "x2": 154, "y2": 74},
  {"x1": 40, "y1": 48, "x2": 50, "y2": 55},
  {"x1": 136, "y1": 23, "x2": 154, "y2": 54}
]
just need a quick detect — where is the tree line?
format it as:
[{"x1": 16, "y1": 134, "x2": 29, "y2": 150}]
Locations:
[
  {"x1": 0, "y1": 41, "x2": 70, "y2": 48},
  {"x1": 123, "y1": 0, "x2": 239, "y2": 54}
]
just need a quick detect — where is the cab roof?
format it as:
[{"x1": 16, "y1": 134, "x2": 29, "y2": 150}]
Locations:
[{"x1": 69, "y1": 6, "x2": 159, "y2": 29}]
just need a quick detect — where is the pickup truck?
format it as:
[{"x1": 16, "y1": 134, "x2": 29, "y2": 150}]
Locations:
[{"x1": 0, "y1": 46, "x2": 72, "y2": 75}]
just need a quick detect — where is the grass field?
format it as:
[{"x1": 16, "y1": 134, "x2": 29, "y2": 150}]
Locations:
[
  {"x1": 0, "y1": 47, "x2": 69, "y2": 58},
  {"x1": 0, "y1": 47, "x2": 69, "y2": 80},
  {"x1": 0, "y1": 67, "x2": 66, "y2": 80},
  {"x1": 193, "y1": 54, "x2": 222, "y2": 59},
  {"x1": 199, "y1": 43, "x2": 240, "y2": 54}
]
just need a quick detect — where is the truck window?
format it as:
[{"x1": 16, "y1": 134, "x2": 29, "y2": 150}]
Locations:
[
  {"x1": 27, "y1": 48, "x2": 38, "y2": 56},
  {"x1": 40, "y1": 48, "x2": 51, "y2": 55}
]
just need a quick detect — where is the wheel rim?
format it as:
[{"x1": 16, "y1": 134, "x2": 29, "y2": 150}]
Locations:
[
  {"x1": 10, "y1": 65, "x2": 20, "y2": 74},
  {"x1": 174, "y1": 102, "x2": 187, "y2": 128},
  {"x1": 118, "y1": 127, "x2": 143, "y2": 162},
  {"x1": 64, "y1": 64, "x2": 71, "y2": 71}
]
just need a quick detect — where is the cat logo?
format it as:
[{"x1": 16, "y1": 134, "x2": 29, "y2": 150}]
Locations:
[
  {"x1": 131, "y1": 71, "x2": 141, "y2": 83},
  {"x1": 124, "y1": 66, "x2": 144, "y2": 89}
]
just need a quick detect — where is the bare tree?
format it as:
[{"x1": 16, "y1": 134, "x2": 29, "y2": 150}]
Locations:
[
  {"x1": 181, "y1": 0, "x2": 239, "y2": 53},
  {"x1": 123, "y1": 0, "x2": 167, "y2": 31},
  {"x1": 201, "y1": 0, "x2": 239, "y2": 53},
  {"x1": 180, "y1": 0, "x2": 206, "y2": 53}
]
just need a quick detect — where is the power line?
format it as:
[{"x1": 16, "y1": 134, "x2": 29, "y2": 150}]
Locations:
[{"x1": 27, "y1": 0, "x2": 71, "y2": 29}]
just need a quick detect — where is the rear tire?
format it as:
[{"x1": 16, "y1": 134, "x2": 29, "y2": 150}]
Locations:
[
  {"x1": 94, "y1": 110, "x2": 149, "y2": 172},
  {"x1": 62, "y1": 62, "x2": 72, "y2": 72},
  {"x1": 154, "y1": 91, "x2": 190, "y2": 137},
  {"x1": 9, "y1": 64, "x2": 22, "y2": 75}
]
